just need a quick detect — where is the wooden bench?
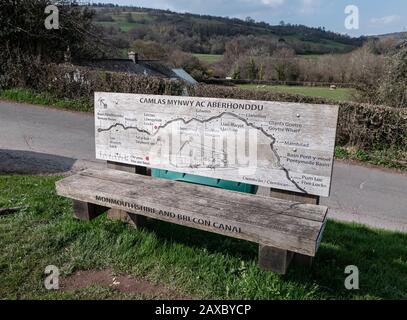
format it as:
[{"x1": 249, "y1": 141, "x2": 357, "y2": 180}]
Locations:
[{"x1": 56, "y1": 92, "x2": 339, "y2": 274}]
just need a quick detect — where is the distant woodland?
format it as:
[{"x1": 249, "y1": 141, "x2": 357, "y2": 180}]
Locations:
[{"x1": 92, "y1": 4, "x2": 365, "y2": 56}]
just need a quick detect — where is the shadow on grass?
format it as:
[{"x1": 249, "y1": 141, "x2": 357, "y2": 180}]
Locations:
[
  {"x1": 140, "y1": 216, "x2": 407, "y2": 299},
  {"x1": 143, "y1": 218, "x2": 258, "y2": 260},
  {"x1": 0, "y1": 149, "x2": 77, "y2": 174},
  {"x1": 1, "y1": 172, "x2": 405, "y2": 299}
]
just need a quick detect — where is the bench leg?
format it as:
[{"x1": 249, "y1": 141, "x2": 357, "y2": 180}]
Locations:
[
  {"x1": 258, "y1": 245, "x2": 294, "y2": 275},
  {"x1": 108, "y1": 209, "x2": 146, "y2": 229},
  {"x1": 72, "y1": 200, "x2": 107, "y2": 221},
  {"x1": 293, "y1": 253, "x2": 314, "y2": 267},
  {"x1": 127, "y1": 212, "x2": 147, "y2": 229}
]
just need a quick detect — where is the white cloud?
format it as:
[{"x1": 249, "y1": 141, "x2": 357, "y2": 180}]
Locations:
[
  {"x1": 301, "y1": 0, "x2": 316, "y2": 5},
  {"x1": 260, "y1": 0, "x2": 285, "y2": 7},
  {"x1": 370, "y1": 15, "x2": 401, "y2": 25},
  {"x1": 298, "y1": 0, "x2": 321, "y2": 15}
]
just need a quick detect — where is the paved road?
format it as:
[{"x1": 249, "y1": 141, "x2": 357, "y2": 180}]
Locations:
[{"x1": 1, "y1": 100, "x2": 406, "y2": 232}]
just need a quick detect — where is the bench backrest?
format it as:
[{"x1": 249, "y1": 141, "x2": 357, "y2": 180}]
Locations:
[{"x1": 95, "y1": 92, "x2": 339, "y2": 197}]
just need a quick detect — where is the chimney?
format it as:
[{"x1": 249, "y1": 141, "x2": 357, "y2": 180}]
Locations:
[
  {"x1": 64, "y1": 46, "x2": 71, "y2": 63},
  {"x1": 128, "y1": 51, "x2": 138, "y2": 63}
]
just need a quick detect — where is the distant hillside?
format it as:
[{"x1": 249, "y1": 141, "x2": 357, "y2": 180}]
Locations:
[
  {"x1": 90, "y1": 5, "x2": 365, "y2": 56},
  {"x1": 375, "y1": 31, "x2": 407, "y2": 40}
]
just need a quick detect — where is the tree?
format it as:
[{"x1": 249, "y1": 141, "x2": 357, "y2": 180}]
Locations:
[
  {"x1": 125, "y1": 12, "x2": 135, "y2": 23},
  {"x1": 0, "y1": 0, "x2": 103, "y2": 63},
  {"x1": 258, "y1": 63, "x2": 265, "y2": 81},
  {"x1": 245, "y1": 16, "x2": 255, "y2": 24},
  {"x1": 132, "y1": 40, "x2": 168, "y2": 60},
  {"x1": 246, "y1": 57, "x2": 258, "y2": 80},
  {"x1": 231, "y1": 65, "x2": 241, "y2": 80},
  {"x1": 376, "y1": 46, "x2": 407, "y2": 108},
  {"x1": 224, "y1": 39, "x2": 243, "y2": 63},
  {"x1": 167, "y1": 50, "x2": 207, "y2": 80},
  {"x1": 348, "y1": 44, "x2": 385, "y2": 102},
  {"x1": 272, "y1": 47, "x2": 296, "y2": 81}
]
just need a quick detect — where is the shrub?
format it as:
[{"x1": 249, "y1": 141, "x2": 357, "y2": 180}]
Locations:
[
  {"x1": 189, "y1": 84, "x2": 407, "y2": 151},
  {"x1": 2, "y1": 62, "x2": 406, "y2": 153},
  {"x1": 375, "y1": 47, "x2": 407, "y2": 108}
]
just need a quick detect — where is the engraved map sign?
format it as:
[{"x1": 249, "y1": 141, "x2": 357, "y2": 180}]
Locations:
[{"x1": 95, "y1": 92, "x2": 339, "y2": 197}]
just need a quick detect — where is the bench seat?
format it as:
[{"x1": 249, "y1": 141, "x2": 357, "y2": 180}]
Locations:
[{"x1": 56, "y1": 168, "x2": 328, "y2": 258}]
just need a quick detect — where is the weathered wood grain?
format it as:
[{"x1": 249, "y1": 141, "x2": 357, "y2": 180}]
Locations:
[
  {"x1": 95, "y1": 92, "x2": 339, "y2": 197},
  {"x1": 56, "y1": 168, "x2": 328, "y2": 256},
  {"x1": 106, "y1": 161, "x2": 148, "y2": 228},
  {"x1": 79, "y1": 168, "x2": 327, "y2": 223},
  {"x1": 258, "y1": 245, "x2": 294, "y2": 274},
  {"x1": 257, "y1": 186, "x2": 321, "y2": 271}
]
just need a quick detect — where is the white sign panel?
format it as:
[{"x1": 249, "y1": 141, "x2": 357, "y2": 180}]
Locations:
[{"x1": 95, "y1": 92, "x2": 338, "y2": 197}]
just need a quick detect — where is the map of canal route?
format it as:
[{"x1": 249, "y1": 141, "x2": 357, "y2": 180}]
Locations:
[{"x1": 95, "y1": 93, "x2": 339, "y2": 197}]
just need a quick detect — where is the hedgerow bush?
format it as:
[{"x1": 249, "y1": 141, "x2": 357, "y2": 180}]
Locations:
[
  {"x1": 189, "y1": 84, "x2": 407, "y2": 151},
  {"x1": 1, "y1": 62, "x2": 406, "y2": 152},
  {"x1": 37, "y1": 63, "x2": 184, "y2": 102}
]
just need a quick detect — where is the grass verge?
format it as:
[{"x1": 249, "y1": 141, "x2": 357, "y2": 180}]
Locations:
[
  {"x1": 1, "y1": 175, "x2": 407, "y2": 299},
  {"x1": 0, "y1": 88, "x2": 92, "y2": 112},
  {"x1": 335, "y1": 146, "x2": 407, "y2": 171}
]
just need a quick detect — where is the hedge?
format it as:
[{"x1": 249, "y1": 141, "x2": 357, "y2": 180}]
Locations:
[
  {"x1": 201, "y1": 78, "x2": 356, "y2": 89},
  {"x1": 2, "y1": 62, "x2": 406, "y2": 152},
  {"x1": 189, "y1": 84, "x2": 407, "y2": 151}
]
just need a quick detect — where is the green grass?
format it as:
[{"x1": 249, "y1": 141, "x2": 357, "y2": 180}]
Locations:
[
  {"x1": 0, "y1": 88, "x2": 92, "y2": 112},
  {"x1": 193, "y1": 53, "x2": 224, "y2": 64},
  {"x1": 1, "y1": 175, "x2": 407, "y2": 299},
  {"x1": 239, "y1": 84, "x2": 355, "y2": 102},
  {"x1": 95, "y1": 12, "x2": 153, "y2": 32},
  {"x1": 335, "y1": 146, "x2": 407, "y2": 171}
]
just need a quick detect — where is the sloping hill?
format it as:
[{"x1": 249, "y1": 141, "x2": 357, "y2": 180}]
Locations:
[
  {"x1": 375, "y1": 31, "x2": 407, "y2": 40},
  {"x1": 91, "y1": 5, "x2": 364, "y2": 55}
]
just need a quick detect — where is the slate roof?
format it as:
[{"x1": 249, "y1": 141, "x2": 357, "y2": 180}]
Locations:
[
  {"x1": 172, "y1": 68, "x2": 198, "y2": 85},
  {"x1": 76, "y1": 59, "x2": 179, "y2": 79}
]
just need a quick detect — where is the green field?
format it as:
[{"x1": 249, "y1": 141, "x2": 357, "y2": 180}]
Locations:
[
  {"x1": 95, "y1": 12, "x2": 153, "y2": 32},
  {"x1": 1, "y1": 175, "x2": 407, "y2": 299},
  {"x1": 239, "y1": 84, "x2": 355, "y2": 102},
  {"x1": 192, "y1": 54, "x2": 224, "y2": 64}
]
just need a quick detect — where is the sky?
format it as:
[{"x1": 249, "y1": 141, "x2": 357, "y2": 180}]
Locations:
[{"x1": 90, "y1": 0, "x2": 407, "y2": 37}]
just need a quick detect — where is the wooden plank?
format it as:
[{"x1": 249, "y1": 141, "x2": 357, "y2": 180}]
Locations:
[
  {"x1": 269, "y1": 188, "x2": 319, "y2": 205},
  {"x1": 257, "y1": 186, "x2": 322, "y2": 268},
  {"x1": 94, "y1": 92, "x2": 339, "y2": 197},
  {"x1": 107, "y1": 161, "x2": 136, "y2": 173},
  {"x1": 56, "y1": 168, "x2": 327, "y2": 256},
  {"x1": 80, "y1": 168, "x2": 327, "y2": 223},
  {"x1": 106, "y1": 161, "x2": 148, "y2": 228},
  {"x1": 107, "y1": 161, "x2": 149, "y2": 176},
  {"x1": 62, "y1": 174, "x2": 322, "y2": 239}
]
